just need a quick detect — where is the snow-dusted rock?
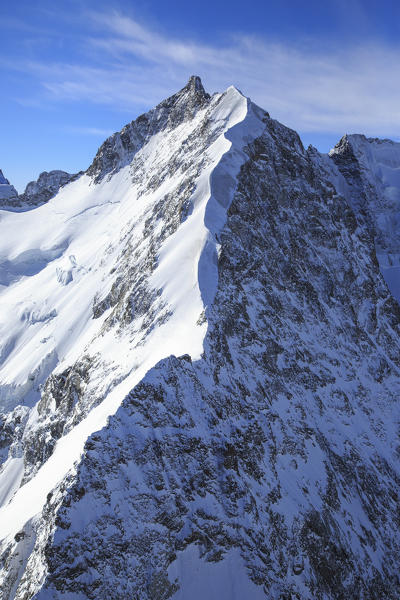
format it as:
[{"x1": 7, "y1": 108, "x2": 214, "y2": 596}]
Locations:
[
  {"x1": 87, "y1": 75, "x2": 210, "y2": 184},
  {"x1": 0, "y1": 78, "x2": 400, "y2": 599},
  {"x1": 330, "y1": 134, "x2": 400, "y2": 301},
  {"x1": 0, "y1": 170, "x2": 18, "y2": 205},
  {"x1": 0, "y1": 170, "x2": 9, "y2": 185},
  {"x1": 19, "y1": 170, "x2": 77, "y2": 207},
  {"x1": 0, "y1": 169, "x2": 79, "y2": 211}
]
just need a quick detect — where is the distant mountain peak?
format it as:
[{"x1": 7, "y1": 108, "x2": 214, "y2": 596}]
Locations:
[
  {"x1": 21, "y1": 169, "x2": 76, "y2": 205},
  {"x1": 0, "y1": 169, "x2": 10, "y2": 185},
  {"x1": 0, "y1": 169, "x2": 77, "y2": 211},
  {"x1": 0, "y1": 169, "x2": 18, "y2": 204}
]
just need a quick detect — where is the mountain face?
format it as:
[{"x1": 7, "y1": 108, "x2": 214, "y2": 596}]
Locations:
[
  {"x1": 329, "y1": 134, "x2": 400, "y2": 302},
  {"x1": 0, "y1": 77, "x2": 400, "y2": 600}
]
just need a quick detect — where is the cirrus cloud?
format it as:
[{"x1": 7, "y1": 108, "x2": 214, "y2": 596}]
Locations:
[{"x1": 10, "y1": 10, "x2": 400, "y2": 139}]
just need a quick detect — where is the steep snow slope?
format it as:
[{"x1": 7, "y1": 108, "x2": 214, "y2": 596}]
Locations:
[{"x1": 1, "y1": 78, "x2": 400, "y2": 599}]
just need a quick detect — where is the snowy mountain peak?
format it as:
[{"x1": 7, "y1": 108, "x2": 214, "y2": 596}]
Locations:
[
  {"x1": 1, "y1": 79, "x2": 400, "y2": 600},
  {"x1": 329, "y1": 132, "x2": 351, "y2": 156},
  {"x1": 0, "y1": 169, "x2": 10, "y2": 185},
  {"x1": 0, "y1": 169, "x2": 18, "y2": 204},
  {"x1": 183, "y1": 74, "x2": 208, "y2": 96},
  {"x1": 330, "y1": 132, "x2": 400, "y2": 164},
  {"x1": 87, "y1": 75, "x2": 211, "y2": 184}
]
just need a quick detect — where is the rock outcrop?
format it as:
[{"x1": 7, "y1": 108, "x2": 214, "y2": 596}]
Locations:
[
  {"x1": 0, "y1": 169, "x2": 78, "y2": 211},
  {"x1": 0, "y1": 170, "x2": 18, "y2": 204}
]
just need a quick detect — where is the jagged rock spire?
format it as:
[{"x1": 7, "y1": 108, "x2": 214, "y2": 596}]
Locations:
[
  {"x1": 184, "y1": 75, "x2": 207, "y2": 95},
  {"x1": 87, "y1": 76, "x2": 211, "y2": 183},
  {"x1": 0, "y1": 169, "x2": 10, "y2": 185},
  {"x1": 0, "y1": 168, "x2": 18, "y2": 204},
  {"x1": 176, "y1": 75, "x2": 210, "y2": 104}
]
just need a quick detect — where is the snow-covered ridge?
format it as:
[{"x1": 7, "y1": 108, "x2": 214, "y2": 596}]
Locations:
[
  {"x1": 1, "y1": 77, "x2": 400, "y2": 599},
  {"x1": 0, "y1": 80, "x2": 267, "y2": 547},
  {"x1": 25, "y1": 102, "x2": 400, "y2": 599}
]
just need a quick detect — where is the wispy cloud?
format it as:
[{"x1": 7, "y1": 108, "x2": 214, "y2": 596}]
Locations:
[
  {"x1": 64, "y1": 125, "x2": 115, "y2": 137},
  {"x1": 11, "y1": 11, "x2": 400, "y2": 138}
]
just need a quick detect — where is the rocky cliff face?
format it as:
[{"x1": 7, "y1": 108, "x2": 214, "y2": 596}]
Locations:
[{"x1": 0, "y1": 78, "x2": 399, "y2": 600}]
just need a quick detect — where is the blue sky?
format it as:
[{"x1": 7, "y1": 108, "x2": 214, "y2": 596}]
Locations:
[{"x1": 1, "y1": 0, "x2": 399, "y2": 191}]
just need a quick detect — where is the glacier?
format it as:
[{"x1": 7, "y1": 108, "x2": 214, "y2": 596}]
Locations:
[{"x1": 0, "y1": 76, "x2": 400, "y2": 599}]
